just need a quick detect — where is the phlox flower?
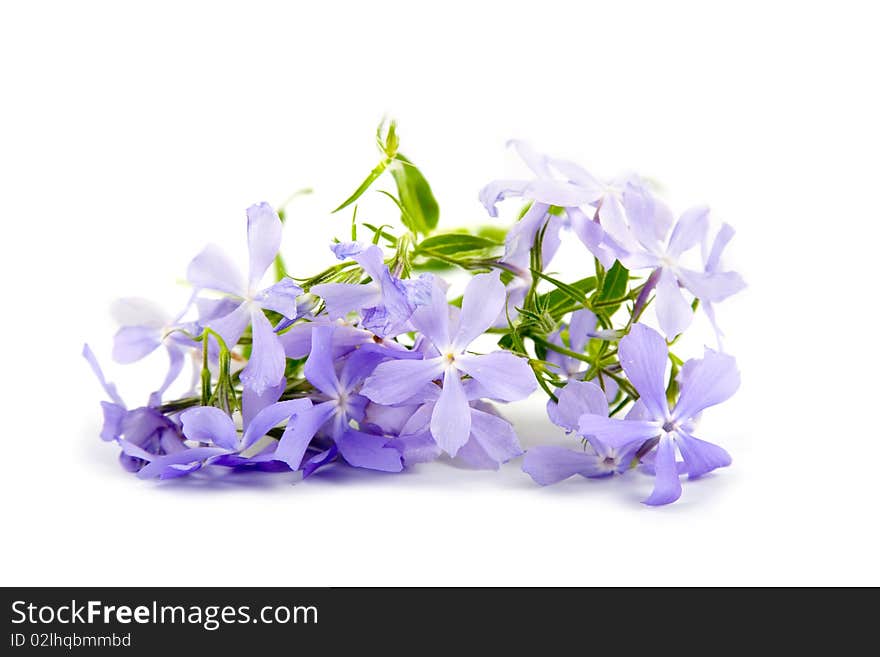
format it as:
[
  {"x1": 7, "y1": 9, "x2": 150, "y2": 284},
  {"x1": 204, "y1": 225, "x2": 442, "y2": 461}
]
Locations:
[
  {"x1": 386, "y1": 380, "x2": 523, "y2": 469},
  {"x1": 360, "y1": 271, "x2": 537, "y2": 456},
  {"x1": 479, "y1": 140, "x2": 635, "y2": 269},
  {"x1": 83, "y1": 344, "x2": 186, "y2": 472},
  {"x1": 610, "y1": 188, "x2": 745, "y2": 338},
  {"x1": 311, "y1": 241, "x2": 431, "y2": 338},
  {"x1": 273, "y1": 325, "x2": 405, "y2": 473},
  {"x1": 576, "y1": 324, "x2": 739, "y2": 505},
  {"x1": 136, "y1": 398, "x2": 314, "y2": 480},
  {"x1": 109, "y1": 297, "x2": 202, "y2": 405},
  {"x1": 524, "y1": 380, "x2": 641, "y2": 484},
  {"x1": 187, "y1": 202, "x2": 303, "y2": 395}
]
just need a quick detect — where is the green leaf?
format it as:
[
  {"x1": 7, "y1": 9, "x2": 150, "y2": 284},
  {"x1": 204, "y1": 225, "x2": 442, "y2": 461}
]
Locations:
[
  {"x1": 475, "y1": 225, "x2": 509, "y2": 243},
  {"x1": 530, "y1": 269, "x2": 589, "y2": 308},
  {"x1": 333, "y1": 160, "x2": 388, "y2": 214},
  {"x1": 415, "y1": 233, "x2": 502, "y2": 258},
  {"x1": 540, "y1": 277, "x2": 598, "y2": 319},
  {"x1": 596, "y1": 261, "x2": 629, "y2": 301},
  {"x1": 389, "y1": 154, "x2": 439, "y2": 235},
  {"x1": 361, "y1": 222, "x2": 397, "y2": 245},
  {"x1": 594, "y1": 261, "x2": 630, "y2": 317},
  {"x1": 376, "y1": 189, "x2": 420, "y2": 235}
]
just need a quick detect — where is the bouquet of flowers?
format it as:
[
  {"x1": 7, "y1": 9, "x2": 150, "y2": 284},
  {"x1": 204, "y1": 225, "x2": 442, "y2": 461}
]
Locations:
[{"x1": 85, "y1": 121, "x2": 744, "y2": 506}]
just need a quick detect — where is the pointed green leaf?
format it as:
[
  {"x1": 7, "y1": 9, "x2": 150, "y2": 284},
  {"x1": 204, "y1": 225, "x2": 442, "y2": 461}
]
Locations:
[
  {"x1": 594, "y1": 261, "x2": 630, "y2": 317},
  {"x1": 596, "y1": 261, "x2": 629, "y2": 301},
  {"x1": 333, "y1": 160, "x2": 388, "y2": 214},
  {"x1": 415, "y1": 233, "x2": 502, "y2": 258},
  {"x1": 389, "y1": 154, "x2": 439, "y2": 235}
]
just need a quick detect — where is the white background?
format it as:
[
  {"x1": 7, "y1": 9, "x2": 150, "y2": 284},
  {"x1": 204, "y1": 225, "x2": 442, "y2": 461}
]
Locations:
[{"x1": 1, "y1": 1, "x2": 878, "y2": 586}]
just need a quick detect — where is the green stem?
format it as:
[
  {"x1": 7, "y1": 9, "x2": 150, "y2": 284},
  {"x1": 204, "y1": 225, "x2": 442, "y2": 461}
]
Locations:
[{"x1": 530, "y1": 334, "x2": 592, "y2": 363}]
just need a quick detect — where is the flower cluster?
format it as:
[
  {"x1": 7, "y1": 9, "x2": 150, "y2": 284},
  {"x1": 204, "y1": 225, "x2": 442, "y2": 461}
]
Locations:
[{"x1": 86, "y1": 121, "x2": 744, "y2": 505}]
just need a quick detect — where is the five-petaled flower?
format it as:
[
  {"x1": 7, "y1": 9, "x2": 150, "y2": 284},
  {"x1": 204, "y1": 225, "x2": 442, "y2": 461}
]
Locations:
[
  {"x1": 187, "y1": 202, "x2": 304, "y2": 395},
  {"x1": 361, "y1": 271, "x2": 537, "y2": 456}
]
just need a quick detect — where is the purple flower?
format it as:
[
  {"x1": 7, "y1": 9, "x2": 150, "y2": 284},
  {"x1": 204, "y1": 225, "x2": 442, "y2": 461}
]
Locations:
[
  {"x1": 137, "y1": 398, "x2": 313, "y2": 479},
  {"x1": 479, "y1": 140, "x2": 629, "y2": 268},
  {"x1": 614, "y1": 189, "x2": 746, "y2": 338},
  {"x1": 278, "y1": 315, "x2": 377, "y2": 359},
  {"x1": 360, "y1": 271, "x2": 537, "y2": 456},
  {"x1": 274, "y1": 325, "x2": 404, "y2": 473},
  {"x1": 701, "y1": 222, "x2": 738, "y2": 347},
  {"x1": 525, "y1": 380, "x2": 640, "y2": 485},
  {"x1": 311, "y1": 242, "x2": 431, "y2": 337},
  {"x1": 187, "y1": 202, "x2": 303, "y2": 395},
  {"x1": 110, "y1": 297, "x2": 199, "y2": 405},
  {"x1": 391, "y1": 380, "x2": 522, "y2": 469},
  {"x1": 575, "y1": 324, "x2": 739, "y2": 505},
  {"x1": 83, "y1": 344, "x2": 187, "y2": 472}
]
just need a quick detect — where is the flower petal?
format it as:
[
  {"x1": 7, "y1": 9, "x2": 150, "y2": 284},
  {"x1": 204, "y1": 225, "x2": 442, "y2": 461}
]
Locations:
[
  {"x1": 241, "y1": 378, "x2": 285, "y2": 428},
  {"x1": 180, "y1": 406, "x2": 238, "y2": 450},
  {"x1": 642, "y1": 435, "x2": 682, "y2": 506},
  {"x1": 522, "y1": 446, "x2": 604, "y2": 485},
  {"x1": 274, "y1": 401, "x2": 336, "y2": 470},
  {"x1": 364, "y1": 402, "x2": 420, "y2": 435},
  {"x1": 621, "y1": 186, "x2": 665, "y2": 251},
  {"x1": 547, "y1": 380, "x2": 609, "y2": 432},
  {"x1": 302, "y1": 444, "x2": 339, "y2": 478},
  {"x1": 187, "y1": 244, "x2": 245, "y2": 295},
  {"x1": 525, "y1": 179, "x2": 601, "y2": 207},
  {"x1": 672, "y1": 349, "x2": 740, "y2": 421},
  {"x1": 112, "y1": 326, "x2": 162, "y2": 363},
  {"x1": 136, "y1": 446, "x2": 230, "y2": 480},
  {"x1": 100, "y1": 402, "x2": 126, "y2": 442},
  {"x1": 675, "y1": 430, "x2": 732, "y2": 479},
  {"x1": 246, "y1": 202, "x2": 283, "y2": 289},
  {"x1": 501, "y1": 202, "x2": 550, "y2": 269},
  {"x1": 389, "y1": 431, "x2": 442, "y2": 465},
  {"x1": 255, "y1": 278, "x2": 302, "y2": 318},
  {"x1": 705, "y1": 223, "x2": 736, "y2": 272},
  {"x1": 336, "y1": 429, "x2": 404, "y2": 472},
  {"x1": 478, "y1": 179, "x2": 530, "y2": 217},
  {"x1": 151, "y1": 343, "x2": 186, "y2": 403},
  {"x1": 617, "y1": 324, "x2": 669, "y2": 419},
  {"x1": 655, "y1": 267, "x2": 694, "y2": 339},
  {"x1": 410, "y1": 276, "x2": 450, "y2": 350},
  {"x1": 667, "y1": 206, "x2": 709, "y2": 258},
  {"x1": 331, "y1": 241, "x2": 365, "y2": 260},
  {"x1": 566, "y1": 207, "x2": 618, "y2": 268},
  {"x1": 568, "y1": 308, "x2": 597, "y2": 354},
  {"x1": 351, "y1": 244, "x2": 387, "y2": 283},
  {"x1": 547, "y1": 157, "x2": 603, "y2": 193},
  {"x1": 239, "y1": 308, "x2": 286, "y2": 395},
  {"x1": 303, "y1": 325, "x2": 342, "y2": 397},
  {"x1": 82, "y1": 344, "x2": 125, "y2": 407},
  {"x1": 508, "y1": 139, "x2": 553, "y2": 178},
  {"x1": 678, "y1": 268, "x2": 746, "y2": 303},
  {"x1": 455, "y1": 351, "x2": 537, "y2": 402},
  {"x1": 578, "y1": 414, "x2": 660, "y2": 447},
  {"x1": 453, "y1": 271, "x2": 507, "y2": 350},
  {"x1": 466, "y1": 407, "x2": 522, "y2": 468},
  {"x1": 430, "y1": 369, "x2": 471, "y2": 456},
  {"x1": 241, "y1": 398, "x2": 312, "y2": 449},
  {"x1": 206, "y1": 301, "x2": 250, "y2": 350},
  {"x1": 360, "y1": 357, "x2": 444, "y2": 405},
  {"x1": 598, "y1": 193, "x2": 640, "y2": 254},
  {"x1": 197, "y1": 297, "x2": 243, "y2": 323},
  {"x1": 311, "y1": 282, "x2": 382, "y2": 319}
]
